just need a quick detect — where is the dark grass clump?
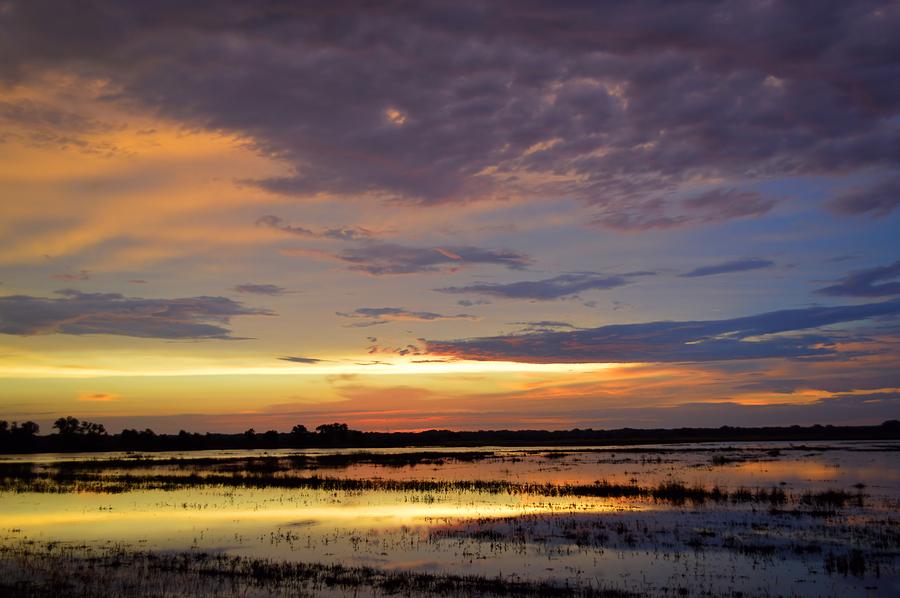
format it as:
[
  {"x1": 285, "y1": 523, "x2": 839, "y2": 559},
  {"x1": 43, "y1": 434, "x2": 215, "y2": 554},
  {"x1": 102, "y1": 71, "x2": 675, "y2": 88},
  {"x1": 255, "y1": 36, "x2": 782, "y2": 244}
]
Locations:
[
  {"x1": 0, "y1": 465, "x2": 870, "y2": 511},
  {"x1": 800, "y1": 489, "x2": 864, "y2": 508},
  {"x1": 0, "y1": 450, "x2": 499, "y2": 478},
  {"x1": 0, "y1": 543, "x2": 636, "y2": 598},
  {"x1": 825, "y1": 549, "x2": 868, "y2": 577}
]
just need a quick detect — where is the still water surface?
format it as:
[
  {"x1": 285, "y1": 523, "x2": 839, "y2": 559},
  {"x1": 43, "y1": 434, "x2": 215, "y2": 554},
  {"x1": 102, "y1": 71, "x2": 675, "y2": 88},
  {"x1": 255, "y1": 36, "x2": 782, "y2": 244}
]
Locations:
[{"x1": 1, "y1": 441, "x2": 898, "y2": 596}]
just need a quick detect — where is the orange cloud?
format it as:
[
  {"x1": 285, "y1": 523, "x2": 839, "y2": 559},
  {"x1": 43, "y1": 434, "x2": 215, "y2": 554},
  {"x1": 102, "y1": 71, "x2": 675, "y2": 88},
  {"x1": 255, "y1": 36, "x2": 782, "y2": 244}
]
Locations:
[{"x1": 77, "y1": 392, "x2": 120, "y2": 402}]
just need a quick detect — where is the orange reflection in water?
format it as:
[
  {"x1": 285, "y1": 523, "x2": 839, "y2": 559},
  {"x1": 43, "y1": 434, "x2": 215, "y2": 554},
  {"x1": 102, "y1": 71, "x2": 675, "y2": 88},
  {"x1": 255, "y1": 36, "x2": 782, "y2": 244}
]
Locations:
[{"x1": 0, "y1": 486, "x2": 629, "y2": 550}]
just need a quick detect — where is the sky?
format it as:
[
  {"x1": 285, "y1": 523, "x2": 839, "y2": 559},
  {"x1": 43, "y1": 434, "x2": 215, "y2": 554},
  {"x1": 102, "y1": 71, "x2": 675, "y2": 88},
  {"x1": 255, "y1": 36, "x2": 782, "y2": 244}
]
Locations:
[{"x1": 1, "y1": 0, "x2": 899, "y2": 433}]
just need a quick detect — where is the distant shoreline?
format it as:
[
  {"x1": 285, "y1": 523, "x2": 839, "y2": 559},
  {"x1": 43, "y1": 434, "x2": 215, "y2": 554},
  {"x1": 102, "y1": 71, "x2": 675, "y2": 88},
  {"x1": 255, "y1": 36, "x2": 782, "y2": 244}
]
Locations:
[{"x1": 2, "y1": 419, "x2": 898, "y2": 455}]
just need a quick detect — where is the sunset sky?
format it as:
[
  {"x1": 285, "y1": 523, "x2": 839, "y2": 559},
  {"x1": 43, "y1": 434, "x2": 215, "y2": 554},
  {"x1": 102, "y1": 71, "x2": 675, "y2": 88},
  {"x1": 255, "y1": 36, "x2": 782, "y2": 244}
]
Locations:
[{"x1": 1, "y1": 1, "x2": 899, "y2": 433}]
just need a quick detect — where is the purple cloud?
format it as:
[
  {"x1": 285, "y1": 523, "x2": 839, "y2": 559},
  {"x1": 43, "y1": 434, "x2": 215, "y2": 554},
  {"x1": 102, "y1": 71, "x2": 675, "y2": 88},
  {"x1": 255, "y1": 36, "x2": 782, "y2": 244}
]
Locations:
[
  {"x1": 337, "y1": 306, "x2": 476, "y2": 327},
  {"x1": 233, "y1": 283, "x2": 286, "y2": 295},
  {"x1": 592, "y1": 189, "x2": 777, "y2": 232},
  {"x1": 305, "y1": 243, "x2": 532, "y2": 275},
  {"x1": 828, "y1": 176, "x2": 900, "y2": 218},
  {"x1": 426, "y1": 299, "x2": 900, "y2": 363},
  {"x1": 0, "y1": 289, "x2": 271, "y2": 339},
  {"x1": 680, "y1": 258, "x2": 775, "y2": 278},
  {"x1": 2, "y1": 1, "x2": 896, "y2": 219},
  {"x1": 817, "y1": 261, "x2": 900, "y2": 297},
  {"x1": 256, "y1": 214, "x2": 373, "y2": 242},
  {"x1": 437, "y1": 272, "x2": 652, "y2": 300}
]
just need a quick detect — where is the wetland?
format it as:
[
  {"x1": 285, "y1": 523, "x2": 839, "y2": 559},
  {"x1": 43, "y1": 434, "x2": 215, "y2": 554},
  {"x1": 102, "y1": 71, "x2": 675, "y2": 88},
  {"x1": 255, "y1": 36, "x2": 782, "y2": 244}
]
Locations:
[{"x1": 1, "y1": 441, "x2": 898, "y2": 596}]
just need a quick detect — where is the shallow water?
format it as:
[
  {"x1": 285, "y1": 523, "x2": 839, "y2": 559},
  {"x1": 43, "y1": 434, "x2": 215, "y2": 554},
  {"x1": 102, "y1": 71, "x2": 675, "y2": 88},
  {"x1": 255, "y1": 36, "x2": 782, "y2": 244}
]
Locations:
[{"x1": 1, "y1": 441, "x2": 898, "y2": 597}]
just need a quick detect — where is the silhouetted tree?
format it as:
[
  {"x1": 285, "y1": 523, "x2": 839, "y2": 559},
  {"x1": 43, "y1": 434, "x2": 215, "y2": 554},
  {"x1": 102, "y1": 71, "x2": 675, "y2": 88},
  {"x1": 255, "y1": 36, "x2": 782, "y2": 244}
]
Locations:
[
  {"x1": 120, "y1": 428, "x2": 157, "y2": 450},
  {"x1": 316, "y1": 422, "x2": 356, "y2": 445},
  {"x1": 12, "y1": 421, "x2": 40, "y2": 437},
  {"x1": 261, "y1": 430, "x2": 280, "y2": 448},
  {"x1": 54, "y1": 416, "x2": 81, "y2": 435},
  {"x1": 316, "y1": 423, "x2": 349, "y2": 435},
  {"x1": 53, "y1": 417, "x2": 106, "y2": 436},
  {"x1": 0, "y1": 420, "x2": 39, "y2": 452}
]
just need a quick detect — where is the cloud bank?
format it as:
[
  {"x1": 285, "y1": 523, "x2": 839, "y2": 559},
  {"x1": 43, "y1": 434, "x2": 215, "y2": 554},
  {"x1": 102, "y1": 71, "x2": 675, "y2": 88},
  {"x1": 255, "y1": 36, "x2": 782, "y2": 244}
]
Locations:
[
  {"x1": 3, "y1": 1, "x2": 898, "y2": 217},
  {"x1": 425, "y1": 299, "x2": 900, "y2": 364}
]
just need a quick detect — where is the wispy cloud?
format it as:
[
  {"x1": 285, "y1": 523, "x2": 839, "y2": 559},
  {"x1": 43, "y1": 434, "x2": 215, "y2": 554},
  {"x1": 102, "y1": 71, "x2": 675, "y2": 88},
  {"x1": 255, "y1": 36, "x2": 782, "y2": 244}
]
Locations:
[
  {"x1": 51, "y1": 269, "x2": 91, "y2": 281},
  {"x1": 287, "y1": 243, "x2": 532, "y2": 275},
  {"x1": 817, "y1": 261, "x2": 900, "y2": 297},
  {"x1": 278, "y1": 356, "x2": 326, "y2": 364},
  {"x1": 457, "y1": 299, "x2": 491, "y2": 307},
  {"x1": 509, "y1": 321, "x2": 581, "y2": 333},
  {"x1": 233, "y1": 283, "x2": 286, "y2": 296},
  {"x1": 437, "y1": 272, "x2": 652, "y2": 300},
  {"x1": 592, "y1": 189, "x2": 777, "y2": 232},
  {"x1": 338, "y1": 307, "x2": 477, "y2": 327},
  {"x1": 680, "y1": 258, "x2": 775, "y2": 278},
  {"x1": 256, "y1": 214, "x2": 373, "y2": 242},
  {"x1": 77, "y1": 392, "x2": 120, "y2": 402},
  {"x1": 828, "y1": 176, "x2": 900, "y2": 218}
]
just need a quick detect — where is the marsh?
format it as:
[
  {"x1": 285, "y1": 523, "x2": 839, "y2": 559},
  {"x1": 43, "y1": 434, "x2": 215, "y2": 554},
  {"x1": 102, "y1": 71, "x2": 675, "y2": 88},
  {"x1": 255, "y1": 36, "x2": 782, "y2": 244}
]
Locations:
[{"x1": 1, "y1": 441, "x2": 897, "y2": 596}]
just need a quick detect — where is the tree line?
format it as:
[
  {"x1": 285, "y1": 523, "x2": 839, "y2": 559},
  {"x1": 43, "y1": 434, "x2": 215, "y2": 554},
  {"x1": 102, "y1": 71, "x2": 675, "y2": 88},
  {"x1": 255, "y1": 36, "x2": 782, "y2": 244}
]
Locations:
[{"x1": 1, "y1": 417, "x2": 898, "y2": 454}]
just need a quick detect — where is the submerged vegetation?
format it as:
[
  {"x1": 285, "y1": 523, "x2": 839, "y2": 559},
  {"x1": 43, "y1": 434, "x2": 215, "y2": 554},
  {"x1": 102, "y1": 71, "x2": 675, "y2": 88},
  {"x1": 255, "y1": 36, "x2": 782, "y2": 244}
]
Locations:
[
  {"x1": 0, "y1": 461, "x2": 867, "y2": 510},
  {"x1": 0, "y1": 543, "x2": 636, "y2": 598}
]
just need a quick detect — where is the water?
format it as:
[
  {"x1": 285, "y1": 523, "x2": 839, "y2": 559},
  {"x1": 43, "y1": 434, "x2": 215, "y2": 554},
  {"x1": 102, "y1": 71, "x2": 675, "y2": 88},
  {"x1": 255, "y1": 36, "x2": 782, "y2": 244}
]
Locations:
[{"x1": 1, "y1": 441, "x2": 898, "y2": 596}]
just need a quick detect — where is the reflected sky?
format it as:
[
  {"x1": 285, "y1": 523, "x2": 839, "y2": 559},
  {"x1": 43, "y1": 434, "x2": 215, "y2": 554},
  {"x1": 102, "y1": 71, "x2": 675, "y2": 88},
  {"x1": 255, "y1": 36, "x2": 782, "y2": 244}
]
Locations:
[{"x1": 2, "y1": 443, "x2": 898, "y2": 596}]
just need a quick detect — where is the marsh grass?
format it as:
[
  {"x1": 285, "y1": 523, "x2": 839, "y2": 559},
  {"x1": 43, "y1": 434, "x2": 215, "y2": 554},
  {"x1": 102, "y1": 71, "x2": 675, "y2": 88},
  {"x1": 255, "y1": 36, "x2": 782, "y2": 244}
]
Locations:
[
  {"x1": 0, "y1": 464, "x2": 866, "y2": 510},
  {"x1": 0, "y1": 543, "x2": 636, "y2": 598}
]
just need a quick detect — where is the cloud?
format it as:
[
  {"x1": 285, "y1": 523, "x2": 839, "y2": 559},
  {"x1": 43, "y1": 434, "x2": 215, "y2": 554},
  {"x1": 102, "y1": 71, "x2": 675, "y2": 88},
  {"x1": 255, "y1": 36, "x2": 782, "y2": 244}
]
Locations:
[
  {"x1": 255, "y1": 214, "x2": 373, "y2": 242},
  {"x1": 4, "y1": 2, "x2": 897, "y2": 218},
  {"x1": 0, "y1": 99, "x2": 111, "y2": 133},
  {"x1": 457, "y1": 299, "x2": 491, "y2": 307},
  {"x1": 511, "y1": 321, "x2": 578, "y2": 329},
  {"x1": 681, "y1": 189, "x2": 777, "y2": 221},
  {"x1": 0, "y1": 98, "x2": 123, "y2": 155},
  {"x1": 592, "y1": 189, "x2": 777, "y2": 232},
  {"x1": 510, "y1": 320, "x2": 581, "y2": 333},
  {"x1": 51, "y1": 269, "x2": 91, "y2": 281},
  {"x1": 233, "y1": 283, "x2": 286, "y2": 295},
  {"x1": 0, "y1": 289, "x2": 271, "y2": 339},
  {"x1": 77, "y1": 392, "x2": 119, "y2": 402},
  {"x1": 437, "y1": 272, "x2": 652, "y2": 300},
  {"x1": 828, "y1": 176, "x2": 900, "y2": 217},
  {"x1": 425, "y1": 299, "x2": 900, "y2": 364},
  {"x1": 278, "y1": 356, "x2": 325, "y2": 364},
  {"x1": 680, "y1": 258, "x2": 775, "y2": 278},
  {"x1": 817, "y1": 260, "x2": 900, "y2": 297},
  {"x1": 337, "y1": 307, "x2": 476, "y2": 327},
  {"x1": 290, "y1": 242, "x2": 532, "y2": 275}
]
